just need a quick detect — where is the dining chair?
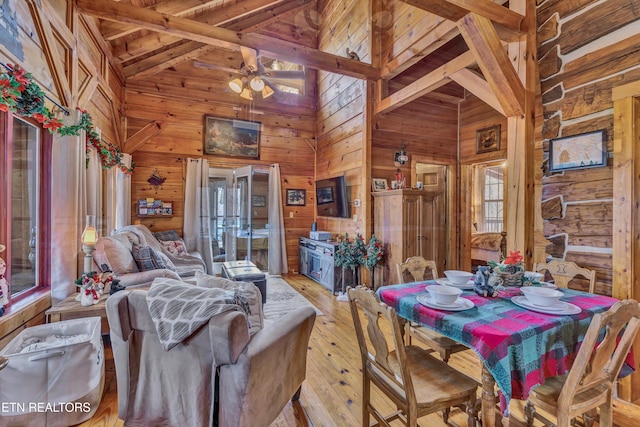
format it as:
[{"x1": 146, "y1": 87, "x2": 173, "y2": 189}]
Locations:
[
  {"x1": 347, "y1": 286, "x2": 478, "y2": 427},
  {"x1": 397, "y1": 256, "x2": 468, "y2": 363},
  {"x1": 534, "y1": 260, "x2": 597, "y2": 293},
  {"x1": 524, "y1": 299, "x2": 640, "y2": 427}
]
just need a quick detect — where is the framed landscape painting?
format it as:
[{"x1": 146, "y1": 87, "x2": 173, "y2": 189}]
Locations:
[
  {"x1": 549, "y1": 130, "x2": 606, "y2": 172},
  {"x1": 203, "y1": 116, "x2": 261, "y2": 158}
]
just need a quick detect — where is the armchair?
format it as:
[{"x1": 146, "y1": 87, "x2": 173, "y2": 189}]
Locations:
[{"x1": 106, "y1": 289, "x2": 316, "y2": 427}]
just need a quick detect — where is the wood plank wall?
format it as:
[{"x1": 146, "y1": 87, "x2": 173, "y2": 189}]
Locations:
[
  {"x1": 315, "y1": 0, "x2": 371, "y2": 238},
  {"x1": 536, "y1": 0, "x2": 640, "y2": 296},
  {"x1": 0, "y1": 0, "x2": 122, "y2": 341},
  {"x1": 125, "y1": 53, "x2": 317, "y2": 273}
]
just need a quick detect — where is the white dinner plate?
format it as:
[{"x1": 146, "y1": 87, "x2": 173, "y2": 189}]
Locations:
[
  {"x1": 417, "y1": 294, "x2": 475, "y2": 311},
  {"x1": 511, "y1": 296, "x2": 581, "y2": 315},
  {"x1": 435, "y1": 277, "x2": 475, "y2": 290}
]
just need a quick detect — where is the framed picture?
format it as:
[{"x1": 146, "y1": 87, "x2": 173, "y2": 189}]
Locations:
[
  {"x1": 317, "y1": 187, "x2": 334, "y2": 204},
  {"x1": 252, "y1": 195, "x2": 266, "y2": 207},
  {"x1": 476, "y1": 124, "x2": 501, "y2": 154},
  {"x1": 286, "y1": 189, "x2": 306, "y2": 206},
  {"x1": 372, "y1": 178, "x2": 388, "y2": 192},
  {"x1": 203, "y1": 116, "x2": 261, "y2": 158},
  {"x1": 549, "y1": 130, "x2": 607, "y2": 172}
]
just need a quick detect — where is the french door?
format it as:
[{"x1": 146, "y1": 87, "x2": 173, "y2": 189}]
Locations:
[{"x1": 0, "y1": 113, "x2": 51, "y2": 307}]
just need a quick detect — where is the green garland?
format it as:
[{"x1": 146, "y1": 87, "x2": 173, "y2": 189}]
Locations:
[{"x1": 0, "y1": 63, "x2": 134, "y2": 175}]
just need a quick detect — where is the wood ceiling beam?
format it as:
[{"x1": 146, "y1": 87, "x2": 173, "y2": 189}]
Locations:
[
  {"x1": 449, "y1": 68, "x2": 505, "y2": 115},
  {"x1": 123, "y1": 1, "x2": 313, "y2": 79},
  {"x1": 27, "y1": 0, "x2": 72, "y2": 107},
  {"x1": 457, "y1": 13, "x2": 524, "y2": 116},
  {"x1": 125, "y1": 120, "x2": 165, "y2": 153},
  {"x1": 101, "y1": 0, "x2": 223, "y2": 40},
  {"x1": 401, "y1": 0, "x2": 525, "y2": 33},
  {"x1": 78, "y1": 0, "x2": 379, "y2": 80},
  {"x1": 376, "y1": 50, "x2": 475, "y2": 115},
  {"x1": 224, "y1": 0, "x2": 314, "y2": 33},
  {"x1": 112, "y1": 0, "x2": 298, "y2": 60}
]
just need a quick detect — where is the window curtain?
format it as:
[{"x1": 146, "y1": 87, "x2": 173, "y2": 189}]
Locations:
[
  {"x1": 184, "y1": 158, "x2": 213, "y2": 274},
  {"x1": 472, "y1": 164, "x2": 487, "y2": 232},
  {"x1": 50, "y1": 133, "x2": 86, "y2": 302},
  {"x1": 86, "y1": 146, "x2": 102, "y2": 227},
  {"x1": 104, "y1": 152, "x2": 132, "y2": 233},
  {"x1": 268, "y1": 163, "x2": 288, "y2": 275}
]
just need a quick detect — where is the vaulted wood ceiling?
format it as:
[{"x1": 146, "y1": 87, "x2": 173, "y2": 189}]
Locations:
[{"x1": 79, "y1": 0, "x2": 529, "y2": 116}]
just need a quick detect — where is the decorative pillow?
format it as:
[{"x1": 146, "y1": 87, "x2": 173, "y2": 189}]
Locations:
[
  {"x1": 153, "y1": 229, "x2": 181, "y2": 242},
  {"x1": 160, "y1": 239, "x2": 189, "y2": 256},
  {"x1": 94, "y1": 237, "x2": 139, "y2": 275},
  {"x1": 157, "y1": 251, "x2": 177, "y2": 272},
  {"x1": 195, "y1": 271, "x2": 264, "y2": 335},
  {"x1": 132, "y1": 243, "x2": 168, "y2": 271}
]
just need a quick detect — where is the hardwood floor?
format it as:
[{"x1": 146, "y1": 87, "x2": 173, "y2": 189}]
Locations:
[{"x1": 80, "y1": 274, "x2": 575, "y2": 426}]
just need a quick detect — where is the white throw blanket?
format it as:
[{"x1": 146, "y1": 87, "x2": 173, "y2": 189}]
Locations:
[{"x1": 146, "y1": 280, "x2": 250, "y2": 351}]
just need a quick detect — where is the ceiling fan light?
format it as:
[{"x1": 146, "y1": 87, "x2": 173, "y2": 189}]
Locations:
[
  {"x1": 261, "y1": 86, "x2": 275, "y2": 99},
  {"x1": 240, "y1": 88, "x2": 253, "y2": 100},
  {"x1": 250, "y1": 76, "x2": 265, "y2": 91},
  {"x1": 229, "y1": 78, "x2": 243, "y2": 93}
]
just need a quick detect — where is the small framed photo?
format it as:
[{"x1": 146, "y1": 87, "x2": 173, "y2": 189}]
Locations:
[
  {"x1": 372, "y1": 178, "x2": 388, "y2": 192},
  {"x1": 286, "y1": 189, "x2": 306, "y2": 206},
  {"x1": 252, "y1": 195, "x2": 266, "y2": 207},
  {"x1": 476, "y1": 124, "x2": 501, "y2": 154},
  {"x1": 549, "y1": 130, "x2": 607, "y2": 172}
]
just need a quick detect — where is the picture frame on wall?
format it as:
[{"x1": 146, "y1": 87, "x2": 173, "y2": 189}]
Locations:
[
  {"x1": 252, "y1": 195, "x2": 266, "y2": 207},
  {"x1": 549, "y1": 130, "x2": 607, "y2": 172},
  {"x1": 476, "y1": 124, "x2": 501, "y2": 154},
  {"x1": 286, "y1": 189, "x2": 306, "y2": 206},
  {"x1": 203, "y1": 116, "x2": 261, "y2": 158},
  {"x1": 372, "y1": 178, "x2": 388, "y2": 192}
]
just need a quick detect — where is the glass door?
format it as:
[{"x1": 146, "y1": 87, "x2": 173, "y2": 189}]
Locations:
[
  {"x1": 208, "y1": 168, "x2": 234, "y2": 270},
  {"x1": 234, "y1": 166, "x2": 269, "y2": 271}
]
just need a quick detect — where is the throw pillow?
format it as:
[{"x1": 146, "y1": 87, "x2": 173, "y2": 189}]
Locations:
[
  {"x1": 195, "y1": 271, "x2": 264, "y2": 335},
  {"x1": 153, "y1": 229, "x2": 181, "y2": 242},
  {"x1": 160, "y1": 239, "x2": 189, "y2": 256},
  {"x1": 157, "y1": 251, "x2": 177, "y2": 272},
  {"x1": 94, "y1": 237, "x2": 139, "y2": 275},
  {"x1": 132, "y1": 243, "x2": 168, "y2": 271}
]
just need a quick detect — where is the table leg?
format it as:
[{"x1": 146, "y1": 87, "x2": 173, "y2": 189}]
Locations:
[{"x1": 480, "y1": 365, "x2": 509, "y2": 427}]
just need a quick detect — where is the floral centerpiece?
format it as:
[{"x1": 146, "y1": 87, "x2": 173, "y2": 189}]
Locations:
[
  {"x1": 487, "y1": 250, "x2": 525, "y2": 287},
  {"x1": 75, "y1": 271, "x2": 116, "y2": 306}
]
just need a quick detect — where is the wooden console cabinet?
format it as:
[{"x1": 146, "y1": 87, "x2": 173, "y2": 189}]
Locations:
[{"x1": 372, "y1": 189, "x2": 446, "y2": 286}]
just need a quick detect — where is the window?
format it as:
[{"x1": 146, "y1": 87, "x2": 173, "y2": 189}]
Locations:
[
  {"x1": 472, "y1": 162, "x2": 505, "y2": 233},
  {"x1": 0, "y1": 113, "x2": 52, "y2": 308}
]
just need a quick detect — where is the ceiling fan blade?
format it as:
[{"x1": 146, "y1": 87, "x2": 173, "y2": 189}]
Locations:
[
  {"x1": 193, "y1": 60, "x2": 242, "y2": 75},
  {"x1": 240, "y1": 46, "x2": 258, "y2": 72},
  {"x1": 267, "y1": 70, "x2": 306, "y2": 79}
]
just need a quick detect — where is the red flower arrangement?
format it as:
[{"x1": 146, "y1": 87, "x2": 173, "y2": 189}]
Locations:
[{"x1": 0, "y1": 63, "x2": 135, "y2": 175}]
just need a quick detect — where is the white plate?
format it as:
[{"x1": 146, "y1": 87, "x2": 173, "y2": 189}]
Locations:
[
  {"x1": 435, "y1": 277, "x2": 475, "y2": 290},
  {"x1": 417, "y1": 294, "x2": 475, "y2": 311},
  {"x1": 511, "y1": 296, "x2": 581, "y2": 315}
]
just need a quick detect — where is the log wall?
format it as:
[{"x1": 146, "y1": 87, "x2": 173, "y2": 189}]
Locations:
[{"x1": 536, "y1": 0, "x2": 640, "y2": 296}]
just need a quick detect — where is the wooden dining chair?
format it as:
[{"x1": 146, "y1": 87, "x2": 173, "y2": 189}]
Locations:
[
  {"x1": 534, "y1": 260, "x2": 597, "y2": 293},
  {"x1": 396, "y1": 256, "x2": 468, "y2": 363},
  {"x1": 347, "y1": 286, "x2": 477, "y2": 427},
  {"x1": 524, "y1": 299, "x2": 640, "y2": 427}
]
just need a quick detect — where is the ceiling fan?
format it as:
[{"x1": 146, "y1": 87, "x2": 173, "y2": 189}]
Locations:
[{"x1": 226, "y1": 47, "x2": 306, "y2": 100}]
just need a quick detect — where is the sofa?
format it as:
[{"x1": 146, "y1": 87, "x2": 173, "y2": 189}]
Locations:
[
  {"x1": 106, "y1": 278, "x2": 316, "y2": 427},
  {"x1": 93, "y1": 224, "x2": 206, "y2": 289}
]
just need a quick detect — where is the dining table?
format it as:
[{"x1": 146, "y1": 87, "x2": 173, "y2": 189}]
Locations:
[{"x1": 377, "y1": 281, "x2": 621, "y2": 427}]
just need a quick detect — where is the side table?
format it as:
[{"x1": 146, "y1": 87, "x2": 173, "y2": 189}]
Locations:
[
  {"x1": 46, "y1": 292, "x2": 110, "y2": 335},
  {"x1": 222, "y1": 260, "x2": 267, "y2": 304}
]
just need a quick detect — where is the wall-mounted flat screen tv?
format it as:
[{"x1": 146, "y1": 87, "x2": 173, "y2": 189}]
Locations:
[{"x1": 315, "y1": 175, "x2": 349, "y2": 218}]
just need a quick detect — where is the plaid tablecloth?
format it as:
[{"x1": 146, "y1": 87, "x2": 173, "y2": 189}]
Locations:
[{"x1": 377, "y1": 282, "x2": 619, "y2": 412}]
